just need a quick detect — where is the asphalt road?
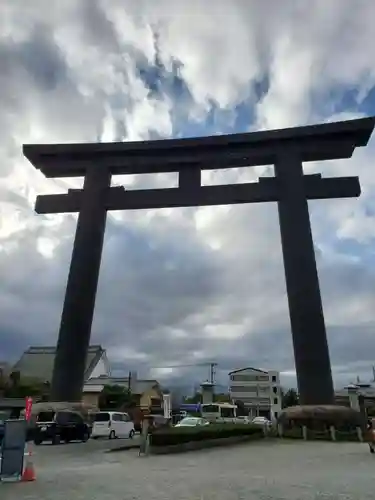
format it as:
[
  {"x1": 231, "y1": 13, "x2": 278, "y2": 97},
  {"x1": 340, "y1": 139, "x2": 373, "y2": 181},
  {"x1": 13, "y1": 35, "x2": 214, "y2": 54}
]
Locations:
[{"x1": 1, "y1": 438, "x2": 375, "y2": 499}]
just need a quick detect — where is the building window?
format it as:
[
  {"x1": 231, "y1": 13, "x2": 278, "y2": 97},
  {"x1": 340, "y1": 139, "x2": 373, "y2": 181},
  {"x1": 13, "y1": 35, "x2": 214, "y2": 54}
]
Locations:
[
  {"x1": 273, "y1": 398, "x2": 278, "y2": 405},
  {"x1": 230, "y1": 386, "x2": 258, "y2": 394},
  {"x1": 274, "y1": 412, "x2": 278, "y2": 418},
  {"x1": 273, "y1": 387, "x2": 278, "y2": 394},
  {"x1": 258, "y1": 387, "x2": 269, "y2": 394},
  {"x1": 231, "y1": 374, "x2": 258, "y2": 382},
  {"x1": 272, "y1": 375, "x2": 277, "y2": 382}
]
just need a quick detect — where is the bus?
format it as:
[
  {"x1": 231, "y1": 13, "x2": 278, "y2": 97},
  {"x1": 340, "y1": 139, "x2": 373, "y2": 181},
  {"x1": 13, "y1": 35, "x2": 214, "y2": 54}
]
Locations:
[{"x1": 200, "y1": 403, "x2": 237, "y2": 423}]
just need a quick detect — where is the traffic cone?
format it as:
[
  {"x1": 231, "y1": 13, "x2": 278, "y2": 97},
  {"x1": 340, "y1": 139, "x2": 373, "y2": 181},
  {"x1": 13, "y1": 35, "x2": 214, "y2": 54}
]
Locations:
[{"x1": 22, "y1": 453, "x2": 36, "y2": 482}]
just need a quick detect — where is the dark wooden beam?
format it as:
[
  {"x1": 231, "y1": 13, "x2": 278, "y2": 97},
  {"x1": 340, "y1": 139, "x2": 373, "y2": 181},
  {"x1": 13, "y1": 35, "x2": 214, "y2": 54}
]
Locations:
[
  {"x1": 35, "y1": 176, "x2": 360, "y2": 214},
  {"x1": 50, "y1": 167, "x2": 111, "y2": 402},
  {"x1": 24, "y1": 140, "x2": 357, "y2": 178},
  {"x1": 179, "y1": 166, "x2": 201, "y2": 191},
  {"x1": 23, "y1": 116, "x2": 375, "y2": 177},
  {"x1": 275, "y1": 154, "x2": 335, "y2": 405}
]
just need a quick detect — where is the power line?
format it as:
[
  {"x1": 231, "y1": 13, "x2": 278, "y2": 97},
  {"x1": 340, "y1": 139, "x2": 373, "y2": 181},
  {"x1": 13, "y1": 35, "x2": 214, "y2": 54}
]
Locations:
[{"x1": 150, "y1": 362, "x2": 218, "y2": 384}]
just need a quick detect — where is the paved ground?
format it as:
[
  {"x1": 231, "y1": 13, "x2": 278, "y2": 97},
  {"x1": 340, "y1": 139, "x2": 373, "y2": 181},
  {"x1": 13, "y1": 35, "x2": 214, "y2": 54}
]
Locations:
[{"x1": 1, "y1": 438, "x2": 375, "y2": 499}]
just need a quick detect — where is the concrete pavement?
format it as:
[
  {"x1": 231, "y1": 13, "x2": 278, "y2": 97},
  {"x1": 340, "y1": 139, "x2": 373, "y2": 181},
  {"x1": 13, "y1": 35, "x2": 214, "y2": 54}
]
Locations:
[{"x1": 1, "y1": 438, "x2": 374, "y2": 499}]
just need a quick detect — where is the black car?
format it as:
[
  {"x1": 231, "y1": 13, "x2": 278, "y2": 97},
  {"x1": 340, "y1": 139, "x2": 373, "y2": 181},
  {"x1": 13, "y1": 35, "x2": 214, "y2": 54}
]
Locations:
[
  {"x1": 33, "y1": 410, "x2": 91, "y2": 445},
  {"x1": 0, "y1": 411, "x2": 7, "y2": 445}
]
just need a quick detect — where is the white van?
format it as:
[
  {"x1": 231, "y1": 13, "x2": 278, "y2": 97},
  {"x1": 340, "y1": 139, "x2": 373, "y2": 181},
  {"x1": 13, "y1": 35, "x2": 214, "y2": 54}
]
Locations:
[{"x1": 91, "y1": 412, "x2": 135, "y2": 440}]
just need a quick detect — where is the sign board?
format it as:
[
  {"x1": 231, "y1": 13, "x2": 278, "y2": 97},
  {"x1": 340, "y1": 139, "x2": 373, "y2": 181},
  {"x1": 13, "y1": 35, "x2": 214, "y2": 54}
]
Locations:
[
  {"x1": 25, "y1": 397, "x2": 33, "y2": 422},
  {"x1": 0, "y1": 419, "x2": 27, "y2": 482},
  {"x1": 162, "y1": 393, "x2": 171, "y2": 419}
]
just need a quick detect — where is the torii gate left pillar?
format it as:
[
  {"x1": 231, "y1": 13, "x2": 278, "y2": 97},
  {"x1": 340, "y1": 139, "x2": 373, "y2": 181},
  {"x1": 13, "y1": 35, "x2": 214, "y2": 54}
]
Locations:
[
  {"x1": 23, "y1": 116, "x2": 375, "y2": 403},
  {"x1": 52, "y1": 167, "x2": 111, "y2": 401}
]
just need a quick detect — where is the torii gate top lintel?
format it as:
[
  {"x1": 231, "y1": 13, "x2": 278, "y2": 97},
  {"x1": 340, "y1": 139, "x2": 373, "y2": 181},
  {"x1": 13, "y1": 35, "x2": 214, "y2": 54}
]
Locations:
[{"x1": 23, "y1": 116, "x2": 375, "y2": 179}]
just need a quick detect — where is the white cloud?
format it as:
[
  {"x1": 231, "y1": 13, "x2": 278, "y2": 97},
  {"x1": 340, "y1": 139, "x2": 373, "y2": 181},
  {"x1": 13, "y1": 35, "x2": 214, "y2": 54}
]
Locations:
[{"x1": 1, "y1": 0, "x2": 375, "y2": 391}]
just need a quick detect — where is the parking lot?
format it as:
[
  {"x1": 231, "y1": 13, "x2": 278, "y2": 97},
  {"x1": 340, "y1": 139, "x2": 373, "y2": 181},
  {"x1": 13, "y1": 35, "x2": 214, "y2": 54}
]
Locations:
[{"x1": 1, "y1": 439, "x2": 375, "y2": 499}]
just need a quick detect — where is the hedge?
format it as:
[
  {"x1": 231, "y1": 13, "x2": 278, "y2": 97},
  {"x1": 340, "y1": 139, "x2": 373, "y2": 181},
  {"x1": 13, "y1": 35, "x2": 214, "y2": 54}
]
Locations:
[{"x1": 150, "y1": 423, "x2": 264, "y2": 447}]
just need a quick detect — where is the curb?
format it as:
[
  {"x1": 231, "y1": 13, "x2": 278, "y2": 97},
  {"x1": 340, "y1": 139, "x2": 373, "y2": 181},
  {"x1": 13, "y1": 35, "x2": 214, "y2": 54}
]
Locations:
[{"x1": 106, "y1": 443, "x2": 140, "y2": 453}]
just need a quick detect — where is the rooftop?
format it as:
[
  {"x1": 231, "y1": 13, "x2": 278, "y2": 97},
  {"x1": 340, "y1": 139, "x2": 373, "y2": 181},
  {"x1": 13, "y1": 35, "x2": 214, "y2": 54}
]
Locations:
[
  {"x1": 13, "y1": 345, "x2": 105, "y2": 383},
  {"x1": 228, "y1": 367, "x2": 268, "y2": 375},
  {"x1": 84, "y1": 376, "x2": 160, "y2": 395}
]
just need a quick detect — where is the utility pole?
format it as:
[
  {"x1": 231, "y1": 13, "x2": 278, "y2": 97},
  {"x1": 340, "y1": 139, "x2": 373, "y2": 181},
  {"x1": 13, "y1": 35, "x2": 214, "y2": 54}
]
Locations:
[{"x1": 209, "y1": 363, "x2": 217, "y2": 385}]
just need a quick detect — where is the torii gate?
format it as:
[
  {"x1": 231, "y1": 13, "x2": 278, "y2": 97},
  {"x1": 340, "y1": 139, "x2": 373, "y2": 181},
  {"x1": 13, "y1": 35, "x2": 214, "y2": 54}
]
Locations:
[{"x1": 23, "y1": 116, "x2": 375, "y2": 405}]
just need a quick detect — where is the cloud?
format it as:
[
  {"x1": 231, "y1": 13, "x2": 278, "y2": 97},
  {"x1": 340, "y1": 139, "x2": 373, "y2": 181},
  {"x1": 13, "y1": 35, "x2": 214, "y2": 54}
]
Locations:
[{"x1": 1, "y1": 0, "x2": 375, "y2": 392}]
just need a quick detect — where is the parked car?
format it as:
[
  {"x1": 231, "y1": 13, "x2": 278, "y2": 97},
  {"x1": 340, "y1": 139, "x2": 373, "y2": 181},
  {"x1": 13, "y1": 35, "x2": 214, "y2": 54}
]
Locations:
[
  {"x1": 146, "y1": 415, "x2": 171, "y2": 431},
  {"x1": 91, "y1": 411, "x2": 135, "y2": 440},
  {"x1": 124, "y1": 407, "x2": 144, "y2": 433},
  {"x1": 0, "y1": 411, "x2": 8, "y2": 445},
  {"x1": 235, "y1": 416, "x2": 251, "y2": 424},
  {"x1": 175, "y1": 417, "x2": 210, "y2": 428},
  {"x1": 252, "y1": 416, "x2": 272, "y2": 428},
  {"x1": 170, "y1": 410, "x2": 188, "y2": 426},
  {"x1": 0, "y1": 411, "x2": 35, "y2": 444},
  {"x1": 33, "y1": 410, "x2": 91, "y2": 445}
]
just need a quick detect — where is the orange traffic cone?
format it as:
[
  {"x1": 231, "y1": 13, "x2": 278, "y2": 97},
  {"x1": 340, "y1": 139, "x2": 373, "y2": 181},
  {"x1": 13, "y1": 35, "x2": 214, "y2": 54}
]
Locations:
[{"x1": 22, "y1": 453, "x2": 36, "y2": 482}]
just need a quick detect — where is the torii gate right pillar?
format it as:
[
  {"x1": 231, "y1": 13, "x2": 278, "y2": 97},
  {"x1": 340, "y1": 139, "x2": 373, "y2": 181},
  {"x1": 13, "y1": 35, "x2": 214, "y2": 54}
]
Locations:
[{"x1": 275, "y1": 154, "x2": 334, "y2": 405}]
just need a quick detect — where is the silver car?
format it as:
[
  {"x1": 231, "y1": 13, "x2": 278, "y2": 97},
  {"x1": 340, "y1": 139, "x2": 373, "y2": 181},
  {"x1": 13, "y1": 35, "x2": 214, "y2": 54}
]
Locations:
[
  {"x1": 252, "y1": 416, "x2": 272, "y2": 428},
  {"x1": 175, "y1": 417, "x2": 210, "y2": 428}
]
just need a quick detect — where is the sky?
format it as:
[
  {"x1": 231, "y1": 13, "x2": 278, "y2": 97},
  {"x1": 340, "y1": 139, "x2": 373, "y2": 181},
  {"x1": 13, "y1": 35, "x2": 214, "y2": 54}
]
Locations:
[{"x1": 1, "y1": 0, "x2": 375, "y2": 392}]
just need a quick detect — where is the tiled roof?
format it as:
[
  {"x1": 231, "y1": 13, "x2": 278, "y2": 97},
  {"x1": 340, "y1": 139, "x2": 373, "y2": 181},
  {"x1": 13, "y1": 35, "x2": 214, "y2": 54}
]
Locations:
[
  {"x1": 336, "y1": 384, "x2": 375, "y2": 398},
  {"x1": 12, "y1": 345, "x2": 104, "y2": 383},
  {"x1": 133, "y1": 379, "x2": 160, "y2": 395},
  {"x1": 84, "y1": 376, "x2": 160, "y2": 395}
]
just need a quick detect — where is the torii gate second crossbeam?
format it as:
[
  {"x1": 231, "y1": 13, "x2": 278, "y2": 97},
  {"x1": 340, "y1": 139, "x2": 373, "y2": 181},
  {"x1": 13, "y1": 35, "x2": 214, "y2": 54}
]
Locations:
[{"x1": 23, "y1": 116, "x2": 375, "y2": 405}]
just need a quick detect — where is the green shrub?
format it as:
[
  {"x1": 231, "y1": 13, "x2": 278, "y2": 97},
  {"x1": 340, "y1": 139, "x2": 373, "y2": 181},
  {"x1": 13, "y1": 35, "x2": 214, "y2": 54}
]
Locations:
[{"x1": 150, "y1": 423, "x2": 264, "y2": 447}]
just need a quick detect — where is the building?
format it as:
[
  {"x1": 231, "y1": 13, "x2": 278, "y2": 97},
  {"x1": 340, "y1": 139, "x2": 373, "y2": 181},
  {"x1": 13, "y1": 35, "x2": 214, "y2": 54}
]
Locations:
[
  {"x1": 228, "y1": 367, "x2": 282, "y2": 420},
  {"x1": 12, "y1": 345, "x2": 110, "y2": 384},
  {"x1": 0, "y1": 362, "x2": 11, "y2": 379},
  {"x1": 335, "y1": 382, "x2": 375, "y2": 414},
  {"x1": 9, "y1": 345, "x2": 163, "y2": 413},
  {"x1": 82, "y1": 372, "x2": 163, "y2": 412}
]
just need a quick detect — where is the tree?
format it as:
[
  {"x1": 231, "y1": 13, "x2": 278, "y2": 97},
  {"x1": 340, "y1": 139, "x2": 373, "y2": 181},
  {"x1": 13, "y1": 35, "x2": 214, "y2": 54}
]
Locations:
[
  {"x1": 0, "y1": 372, "x2": 49, "y2": 400},
  {"x1": 98, "y1": 385, "x2": 133, "y2": 410},
  {"x1": 234, "y1": 400, "x2": 248, "y2": 416},
  {"x1": 282, "y1": 388, "x2": 299, "y2": 408},
  {"x1": 214, "y1": 393, "x2": 230, "y2": 403},
  {"x1": 184, "y1": 392, "x2": 202, "y2": 404}
]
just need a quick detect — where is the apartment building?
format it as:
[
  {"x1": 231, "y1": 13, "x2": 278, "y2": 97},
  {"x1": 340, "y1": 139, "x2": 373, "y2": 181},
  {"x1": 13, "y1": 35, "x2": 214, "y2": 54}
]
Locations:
[{"x1": 228, "y1": 367, "x2": 282, "y2": 420}]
